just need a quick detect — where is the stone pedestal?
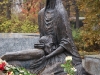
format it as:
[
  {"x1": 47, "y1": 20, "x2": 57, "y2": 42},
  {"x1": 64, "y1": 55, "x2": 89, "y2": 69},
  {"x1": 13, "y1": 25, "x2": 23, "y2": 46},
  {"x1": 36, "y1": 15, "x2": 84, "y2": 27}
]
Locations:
[
  {"x1": 0, "y1": 33, "x2": 39, "y2": 56},
  {"x1": 84, "y1": 55, "x2": 100, "y2": 75}
]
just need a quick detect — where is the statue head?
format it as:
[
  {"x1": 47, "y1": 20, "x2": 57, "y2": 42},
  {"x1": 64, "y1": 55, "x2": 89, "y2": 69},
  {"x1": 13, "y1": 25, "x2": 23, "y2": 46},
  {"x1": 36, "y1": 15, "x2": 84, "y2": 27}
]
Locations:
[
  {"x1": 46, "y1": 0, "x2": 62, "y2": 9},
  {"x1": 46, "y1": 0, "x2": 56, "y2": 9}
]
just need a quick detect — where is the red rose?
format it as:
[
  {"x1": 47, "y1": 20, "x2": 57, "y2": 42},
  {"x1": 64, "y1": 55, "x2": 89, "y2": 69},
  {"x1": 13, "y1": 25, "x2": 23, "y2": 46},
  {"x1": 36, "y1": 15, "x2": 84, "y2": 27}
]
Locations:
[
  {"x1": 7, "y1": 71, "x2": 11, "y2": 75},
  {"x1": 0, "y1": 62, "x2": 6, "y2": 71}
]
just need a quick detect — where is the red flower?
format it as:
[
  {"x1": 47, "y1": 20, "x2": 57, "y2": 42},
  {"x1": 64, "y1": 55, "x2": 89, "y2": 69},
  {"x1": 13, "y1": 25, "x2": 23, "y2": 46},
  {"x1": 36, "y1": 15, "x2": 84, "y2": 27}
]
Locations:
[
  {"x1": 7, "y1": 71, "x2": 11, "y2": 75},
  {"x1": 0, "y1": 62, "x2": 6, "y2": 71}
]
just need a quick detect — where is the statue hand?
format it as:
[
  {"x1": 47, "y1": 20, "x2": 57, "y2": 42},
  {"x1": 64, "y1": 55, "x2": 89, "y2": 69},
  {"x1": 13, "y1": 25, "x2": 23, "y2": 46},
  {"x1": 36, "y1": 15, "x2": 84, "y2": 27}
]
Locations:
[{"x1": 30, "y1": 56, "x2": 47, "y2": 69}]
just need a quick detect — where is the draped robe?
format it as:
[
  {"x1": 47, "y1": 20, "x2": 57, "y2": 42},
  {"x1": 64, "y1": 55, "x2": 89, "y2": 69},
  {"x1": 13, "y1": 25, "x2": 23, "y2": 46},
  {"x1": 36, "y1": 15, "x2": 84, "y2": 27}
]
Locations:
[{"x1": 31, "y1": 0, "x2": 89, "y2": 75}]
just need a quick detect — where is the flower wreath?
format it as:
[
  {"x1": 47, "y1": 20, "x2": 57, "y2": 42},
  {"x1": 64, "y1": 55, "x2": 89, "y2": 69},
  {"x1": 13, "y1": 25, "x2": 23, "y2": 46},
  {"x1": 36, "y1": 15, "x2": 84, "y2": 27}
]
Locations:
[{"x1": 0, "y1": 58, "x2": 35, "y2": 75}]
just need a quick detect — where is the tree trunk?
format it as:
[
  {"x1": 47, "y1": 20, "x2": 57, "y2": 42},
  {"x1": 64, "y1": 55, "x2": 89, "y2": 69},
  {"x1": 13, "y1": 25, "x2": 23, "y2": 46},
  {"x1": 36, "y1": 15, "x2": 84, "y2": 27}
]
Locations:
[
  {"x1": 75, "y1": 6, "x2": 79, "y2": 28},
  {"x1": 65, "y1": 0, "x2": 70, "y2": 18},
  {"x1": 6, "y1": 0, "x2": 11, "y2": 19},
  {"x1": 0, "y1": 0, "x2": 3, "y2": 13},
  {"x1": 73, "y1": 0, "x2": 79, "y2": 28}
]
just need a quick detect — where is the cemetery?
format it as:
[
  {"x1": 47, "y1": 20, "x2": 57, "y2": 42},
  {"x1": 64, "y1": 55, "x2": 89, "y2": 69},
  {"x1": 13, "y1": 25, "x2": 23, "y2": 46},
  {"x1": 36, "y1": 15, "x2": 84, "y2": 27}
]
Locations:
[{"x1": 0, "y1": 0, "x2": 100, "y2": 75}]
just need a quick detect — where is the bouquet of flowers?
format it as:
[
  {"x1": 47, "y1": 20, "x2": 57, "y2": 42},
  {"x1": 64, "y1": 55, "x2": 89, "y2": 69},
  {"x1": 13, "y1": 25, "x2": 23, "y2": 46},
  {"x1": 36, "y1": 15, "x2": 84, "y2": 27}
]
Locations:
[
  {"x1": 0, "y1": 58, "x2": 35, "y2": 75},
  {"x1": 61, "y1": 56, "x2": 77, "y2": 75}
]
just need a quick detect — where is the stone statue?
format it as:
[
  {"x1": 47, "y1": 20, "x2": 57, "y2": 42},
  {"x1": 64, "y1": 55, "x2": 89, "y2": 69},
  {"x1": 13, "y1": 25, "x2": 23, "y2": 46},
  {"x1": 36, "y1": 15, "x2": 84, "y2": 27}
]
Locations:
[{"x1": 1, "y1": 0, "x2": 91, "y2": 75}]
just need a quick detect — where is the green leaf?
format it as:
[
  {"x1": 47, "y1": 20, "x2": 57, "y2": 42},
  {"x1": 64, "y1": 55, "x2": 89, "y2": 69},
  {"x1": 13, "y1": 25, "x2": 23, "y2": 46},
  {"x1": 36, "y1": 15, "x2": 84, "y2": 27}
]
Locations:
[
  {"x1": 61, "y1": 64, "x2": 65, "y2": 67},
  {"x1": 64, "y1": 68, "x2": 67, "y2": 72}
]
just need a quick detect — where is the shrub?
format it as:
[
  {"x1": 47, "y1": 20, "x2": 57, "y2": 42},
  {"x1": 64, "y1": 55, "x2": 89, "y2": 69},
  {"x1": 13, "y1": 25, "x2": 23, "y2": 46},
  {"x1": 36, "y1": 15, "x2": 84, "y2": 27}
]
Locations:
[
  {"x1": 72, "y1": 28, "x2": 100, "y2": 52},
  {"x1": 0, "y1": 16, "x2": 39, "y2": 33},
  {"x1": 72, "y1": 28, "x2": 83, "y2": 51}
]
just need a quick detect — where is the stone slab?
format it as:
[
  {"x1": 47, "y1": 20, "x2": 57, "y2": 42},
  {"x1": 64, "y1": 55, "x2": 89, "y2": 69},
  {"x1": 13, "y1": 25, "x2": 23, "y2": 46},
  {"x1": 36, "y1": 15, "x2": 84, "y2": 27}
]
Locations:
[
  {"x1": 84, "y1": 55, "x2": 100, "y2": 75},
  {"x1": 0, "y1": 33, "x2": 40, "y2": 56}
]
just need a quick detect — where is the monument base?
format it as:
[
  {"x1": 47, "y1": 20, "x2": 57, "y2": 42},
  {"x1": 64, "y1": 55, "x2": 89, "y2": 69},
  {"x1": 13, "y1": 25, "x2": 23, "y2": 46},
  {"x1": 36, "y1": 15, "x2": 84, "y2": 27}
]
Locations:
[{"x1": 84, "y1": 55, "x2": 100, "y2": 75}]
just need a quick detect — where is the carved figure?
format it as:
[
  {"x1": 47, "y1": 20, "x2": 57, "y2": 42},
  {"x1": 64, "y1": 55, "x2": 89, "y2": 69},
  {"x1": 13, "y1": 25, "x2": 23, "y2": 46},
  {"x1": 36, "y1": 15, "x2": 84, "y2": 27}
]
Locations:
[
  {"x1": 30, "y1": 0, "x2": 90, "y2": 74},
  {"x1": 1, "y1": 0, "x2": 91, "y2": 75}
]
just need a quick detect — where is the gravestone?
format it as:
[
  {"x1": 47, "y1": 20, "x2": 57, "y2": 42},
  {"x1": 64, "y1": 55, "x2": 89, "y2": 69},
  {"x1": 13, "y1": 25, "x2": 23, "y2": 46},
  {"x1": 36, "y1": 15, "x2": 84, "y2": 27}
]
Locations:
[
  {"x1": 0, "y1": 33, "x2": 39, "y2": 56},
  {"x1": 84, "y1": 55, "x2": 100, "y2": 75}
]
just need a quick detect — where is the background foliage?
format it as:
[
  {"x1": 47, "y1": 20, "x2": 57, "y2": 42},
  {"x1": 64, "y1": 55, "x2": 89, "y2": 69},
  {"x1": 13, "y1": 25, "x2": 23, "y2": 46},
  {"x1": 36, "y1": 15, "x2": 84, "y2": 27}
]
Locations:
[
  {"x1": 0, "y1": 0, "x2": 42, "y2": 33},
  {"x1": 0, "y1": 16, "x2": 38, "y2": 33},
  {"x1": 76, "y1": 0, "x2": 100, "y2": 51},
  {"x1": 0, "y1": 0, "x2": 100, "y2": 51}
]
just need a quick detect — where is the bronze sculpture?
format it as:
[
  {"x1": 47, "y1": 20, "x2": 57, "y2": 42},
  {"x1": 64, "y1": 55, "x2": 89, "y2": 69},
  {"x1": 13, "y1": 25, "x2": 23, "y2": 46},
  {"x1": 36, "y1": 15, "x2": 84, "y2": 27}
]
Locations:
[
  {"x1": 30, "y1": 0, "x2": 90, "y2": 74},
  {"x1": 1, "y1": 0, "x2": 91, "y2": 75}
]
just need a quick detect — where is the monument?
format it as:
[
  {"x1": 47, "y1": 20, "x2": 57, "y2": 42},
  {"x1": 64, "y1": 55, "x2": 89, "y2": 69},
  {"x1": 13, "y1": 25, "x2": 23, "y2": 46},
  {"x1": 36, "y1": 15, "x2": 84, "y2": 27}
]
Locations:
[{"x1": 1, "y1": 0, "x2": 91, "y2": 75}]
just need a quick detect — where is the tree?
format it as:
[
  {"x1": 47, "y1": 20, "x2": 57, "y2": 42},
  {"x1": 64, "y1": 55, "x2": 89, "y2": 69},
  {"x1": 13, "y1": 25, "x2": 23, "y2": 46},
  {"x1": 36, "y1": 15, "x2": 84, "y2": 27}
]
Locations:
[
  {"x1": 6, "y1": 0, "x2": 11, "y2": 19},
  {"x1": 0, "y1": 0, "x2": 11, "y2": 19},
  {"x1": 20, "y1": 0, "x2": 42, "y2": 23},
  {"x1": 77, "y1": 0, "x2": 100, "y2": 51},
  {"x1": 0, "y1": 0, "x2": 3, "y2": 13},
  {"x1": 62, "y1": 0, "x2": 80, "y2": 28},
  {"x1": 72, "y1": 0, "x2": 80, "y2": 28}
]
